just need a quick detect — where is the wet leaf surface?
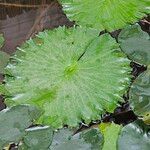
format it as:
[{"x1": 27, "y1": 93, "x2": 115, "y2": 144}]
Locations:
[
  {"x1": 61, "y1": 0, "x2": 149, "y2": 31},
  {"x1": 99, "y1": 123, "x2": 122, "y2": 150},
  {"x1": 118, "y1": 24, "x2": 150, "y2": 65},
  {"x1": 19, "y1": 126, "x2": 53, "y2": 150},
  {"x1": 2, "y1": 27, "x2": 131, "y2": 128},
  {"x1": 0, "y1": 105, "x2": 42, "y2": 149},
  {"x1": 118, "y1": 120, "x2": 150, "y2": 150},
  {"x1": 50, "y1": 128, "x2": 103, "y2": 150},
  {"x1": 129, "y1": 68, "x2": 150, "y2": 125},
  {"x1": 0, "y1": 1, "x2": 149, "y2": 150}
]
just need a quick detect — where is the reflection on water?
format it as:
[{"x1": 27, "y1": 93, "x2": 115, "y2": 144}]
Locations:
[{"x1": 0, "y1": 0, "x2": 73, "y2": 54}]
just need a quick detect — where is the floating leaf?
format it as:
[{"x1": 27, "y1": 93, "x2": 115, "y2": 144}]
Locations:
[
  {"x1": 61, "y1": 0, "x2": 149, "y2": 31},
  {"x1": 118, "y1": 24, "x2": 150, "y2": 65},
  {"x1": 0, "y1": 105, "x2": 42, "y2": 149},
  {"x1": 50, "y1": 128, "x2": 103, "y2": 150},
  {"x1": 118, "y1": 120, "x2": 150, "y2": 150},
  {"x1": 99, "y1": 123, "x2": 122, "y2": 150},
  {"x1": 0, "y1": 51, "x2": 10, "y2": 74},
  {"x1": 3, "y1": 27, "x2": 131, "y2": 128},
  {"x1": 129, "y1": 68, "x2": 150, "y2": 125},
  {"x1": 20, "y1": 126, "x2": 53, "y2": 150}
]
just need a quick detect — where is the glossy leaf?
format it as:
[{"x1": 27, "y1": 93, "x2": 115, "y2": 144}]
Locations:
[
  {"x1": 118, "y1": 120, "x2": 150, "y2": 150},
  {"x1": 99, "y1": 123, "x2": 122, "y2": 150},
  {"x1": 118, "y1": 24, "x2": 150, "y2": 65},
  {"x1": 0, "y1": 105, "x2": 42, "y2": 149},
  {"x1": 3, "y1": 27, "x2": 131, "y2": 128},
  {"x1": 61, "y1": 0, "x2": 149, "y2": 31},
  {"x1": 129, "y1": 68, "x2": 150, "y2": 125},
  {"x1": 50, "y1": 128, "x2": 103, "y2": 150},
  {"x1": 20, "y1": 126, "x2": 53, "y2": 150}
]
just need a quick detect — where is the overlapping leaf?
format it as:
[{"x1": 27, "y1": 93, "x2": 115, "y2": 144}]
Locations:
[
  {"x1": 20, "y1": 126, "x2": 53, "y2": 150},
  {"x1": 61, "y1": 0, "x2": 149, "y2": 31},
  {"x1": 129, "y1": 68, "x2": 150, "y2": 125},
  {"x1": 0, "y1": 105, "x2": 42, "y2": 149},
  {"x1": 2, "y1": 27, "x2": 131, "y2": 128},
  {"x1": 118, "y1": 24, "x2": 150, "y2": 65},
  {"x1": 99, "y1": 123, "x2": 122, "y2": 150},
  {"x1": 118, "y1": 120, "x2": 150, "y2": 150},
  {"x1": 50, "y1": 128, "x2": 103, "y2": 150}
]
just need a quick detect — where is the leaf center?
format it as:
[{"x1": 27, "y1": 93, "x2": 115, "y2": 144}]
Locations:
[{"x1": 64, "y1": 62, "x2": 78, "y2": 79}]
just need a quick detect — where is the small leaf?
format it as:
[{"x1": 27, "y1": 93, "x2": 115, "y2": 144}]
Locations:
[
  {"x1": 99, "y1": 123, "x2": 122, "y2": 150},
  {"x1": 0, "y1": 51, "x2": 10, "y2": 74},
  {"x1": 118, "y1": 24, "x2": 150, "y2": 65},
  {"x1": 2, "y1": 27, "x2": 131, "y2": 128},
  {"x1": 50, "y1": 128, "x2": 103, "y2": 150},
  {"x1": 129, "y1": 68, "x2": 150, "y2": 125},
  {"x1": 61, "y1": 0, "x2": 149, "y2": 31},
  {"x1": 0, "y1": 34, "x2": 4, "y2": 47},
  {"x1": 118, "y1": 120, "x2": 150, "y2": 150},
  {"x1": 20, "y1": 126, "x2": 53, "y2": 150},
  {"x1": 0, "y1": 105, "x2": 42, "y2": 149}
]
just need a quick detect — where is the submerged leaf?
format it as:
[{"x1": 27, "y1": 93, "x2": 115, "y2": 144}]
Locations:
[
  {"x1": 118, "y1": 120, "x2": 150, "y2": 150},
  {"x1": 99, "y1": 123, "x2": 122, "y2": 150},
  {"x1": 20, "y1": 126, "x2": 53, "y2": 150},
  {"x1": 50, "y1": 128, "x2": 103, "y2": 150},
  {"x1": 0, "y1": 105, "x2": 42, "y2": 149},
  {"x1": 3, "y1": 27, "x2": 131, "y2": 128},
  {"x1": 118, "y1": 24, "x2": 150, "y2": 65},
  {"x1": 129, "y1": 68, "x2": 150, "y2": 125},
  {"x1": 61, "y1": 0, "x2": 149, "y2": 31}
]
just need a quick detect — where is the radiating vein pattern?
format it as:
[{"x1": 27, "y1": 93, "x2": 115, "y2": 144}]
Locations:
[
  {"x1": 3, "y1": 27, "x2": 131, "y2": 128},
  {"x1": 61, "y1": 0, "x2": 149, "y2": 31}
]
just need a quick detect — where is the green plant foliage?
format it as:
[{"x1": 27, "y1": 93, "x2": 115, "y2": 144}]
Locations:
[
  {"x1": 61, "y1": 0, "x2": 149, "y2": 31},
  {"x1": 0, "y1": 34, "x2": 10, "y2": 74},
  {"x1": 50, "y1": 128, "x2": 103, "y2": 150},
  {"x1": 129, "y1": 68, "x2": 150, "y2": 125},
  {"x1": 99, "y1": 123, "x2": 122, "y2": 150},
  {"x1": 3, "y1": 27, "x2": 131, "y2": 128},
  {"x1": 20, "y1": 126, "x2": 53, "y2": 150},
  {"x1": 0, "y1": 34, "x2": 4, "y2": 47},
  {"x1": 0, "y1": 51, "x2": 10, "y2": 74},
  {"x1": 118, "y1": 24, "x2": 150, "y2": 65},
  {"x1": 0, "y1": 105, "x2": 42, "y2": 149},
  {"x1": 118, "y1": 120, "x2": 150, "y2": 150}
]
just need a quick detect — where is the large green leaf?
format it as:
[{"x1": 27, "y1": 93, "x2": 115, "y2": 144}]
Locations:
[
  {"x1": 3, "y1": 27, "x2": 131, "y2": 128},
  {"x1": 118, "y1": 24, "x2": 150, "y2": 65},
  {"x1": 50, "y1": 128, "x2": 103, "y2": 150},
  {"x1": 20, "y1": 126, "x2": 53, "y2": 150},
  {"x1": 118, "y1": 120, "x2": 150, "y2": 150},
  {"x1": 99, "y1": 123, "x2": 122, "y2": 150},
  {"x1": 61, "y1": 0, "x2": 149, "y2": 31},
  {"x1": 129, "y1": 68, "x2": 150, "y2": 125},
  {"x1": 0, "y1": 105, "x2": 42, "y2": 149}
]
